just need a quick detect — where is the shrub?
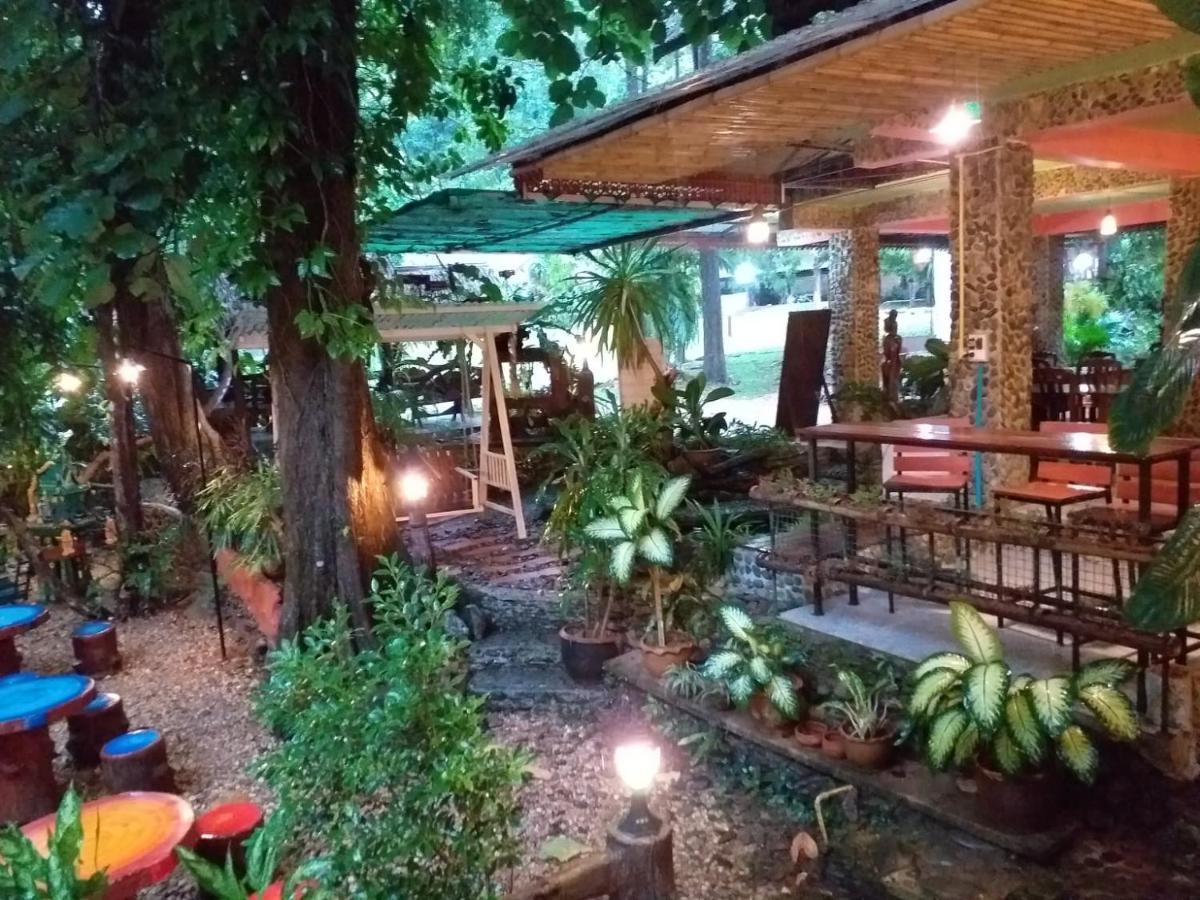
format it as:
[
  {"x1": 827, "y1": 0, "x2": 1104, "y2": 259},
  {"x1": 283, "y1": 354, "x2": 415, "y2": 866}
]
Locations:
[
  {"x1": 1063, "y1": 282, "x2": 1112, "y2": 363},
  {"x1": 0, "y1": 787, "x2": 108, "y2": 898},
  {"x1": 254, "y1": 557, "x2": 527, "y2": 900},
  {"x1": 196, "y1": 463, "x2": 283, "y2": 573}
]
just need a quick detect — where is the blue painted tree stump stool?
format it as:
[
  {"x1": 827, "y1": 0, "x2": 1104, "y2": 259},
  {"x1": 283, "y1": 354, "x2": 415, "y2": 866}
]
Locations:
[
  {"x1": 0, "y1": 673, "x2": 95, "y2": 824},
  {"x1": 72, "y1": 620, "x2": 121, "y2": 676},
  {"x1": 102, "y1": 728, "x2": 176, "y2": 794},
  {"x1": 0, "y1": 605, "x2": 49, "y2": 675},
  {"x1": 67, "y1": 691, "x2": 129, "y2": 768}
]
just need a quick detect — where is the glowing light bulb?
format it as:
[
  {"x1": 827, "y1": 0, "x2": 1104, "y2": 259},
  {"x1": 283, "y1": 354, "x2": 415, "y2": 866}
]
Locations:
[
  {"x1": 54, "y1": 372, "x2": 83, "y2": 393},
  {"x1": 913, "y1": 247, "x2": 933, "y2": 266},
  {"x1": 1099, "y1": 210, "x2": 1117, "y2": 237},
  {"x1": 115, "y1": 359, "x2": 144, "y2": 385},
  {"x1": 614, "y1": 741, "x2": 660, "y2": 793},
  {"x1": 745, "y1": 208, "x2": 770, "y2": 245},
  {"x1": 733, "y1": 261, "x2": 758, "y2": 285},
  {"x1": 398, "y1": 469, "x2": 430, "y2": 505},
  {"x1": 930, "y1": 101, "x2": 981, "y2": 146}
]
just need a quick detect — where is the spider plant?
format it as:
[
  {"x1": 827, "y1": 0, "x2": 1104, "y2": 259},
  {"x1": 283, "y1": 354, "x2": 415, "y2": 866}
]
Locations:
[
  {"x1": 688, "y1": 500, "x2": 747, "y2": 592},
  {"x1": 903, "y1": 602, "x2": 1138, "y2": 783},
  {"x1": 824, "y1": 666, "x2": 900, "y2": 741},
  {"x1": 548, "y1": 240, "x2": 694, "y2": 375}
]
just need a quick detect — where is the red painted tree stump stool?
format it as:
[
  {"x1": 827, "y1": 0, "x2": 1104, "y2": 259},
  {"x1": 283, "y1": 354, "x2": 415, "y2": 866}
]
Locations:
[
  {"x1": 23, "y1": 792, "x2": 196, "y2": 900},
  {"x1": 195, "y1": 800, "x2": 264, "y2": 872},
  {"x1": 66, "y1": 691, "x2": 129, "y2": 768},
  {"x1": 72, "y1": 620, "x2": 122, "y2": 677},
  {"x1": 0, "y1": 604, "x2": 49, "y2": 676},
  {"x1": 0, "y1": 673, "x2": 95, "y2": 824},
  {"x1": 101, "y1": 728, "x2": 177, "y2": 793}
]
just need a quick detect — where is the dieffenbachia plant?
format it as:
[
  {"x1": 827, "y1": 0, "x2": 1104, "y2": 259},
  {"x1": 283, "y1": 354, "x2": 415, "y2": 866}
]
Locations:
[
  {"x1": 703, "y1": 605, "x2": 803, "y2": 720},
  {"x1": 903, "y1": 602, "x2": 1138, "y2": 783}
]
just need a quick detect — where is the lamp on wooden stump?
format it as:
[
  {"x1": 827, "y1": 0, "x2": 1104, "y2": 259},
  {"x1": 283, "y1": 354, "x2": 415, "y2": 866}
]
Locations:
[
  {"x1": 101, "y1": 728, "x2": 176, "y2": 793},
  {"x1": 611, "y1": 740, "x2": 675, "y2": 899},
  {"x1": 66, "y1": 692, "x2": 129, "y2": 767},
  {"x1": 397, "y1": 467, "x2": 436, "y2": 569},
  {"x1": 72, "y1": 621, "x2": 121, "y2": 676}
]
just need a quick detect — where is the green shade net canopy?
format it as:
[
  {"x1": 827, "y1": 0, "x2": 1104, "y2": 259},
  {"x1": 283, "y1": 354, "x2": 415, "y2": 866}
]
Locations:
[{"x1": 366, "y1": 189, "x2": 743, "y2": 254}]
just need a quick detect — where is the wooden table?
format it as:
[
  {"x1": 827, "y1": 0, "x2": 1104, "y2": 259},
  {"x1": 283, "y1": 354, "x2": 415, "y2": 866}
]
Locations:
[
  {"x1": 0, "y1": 604, "x2": 48, "y2": 675},
  {"x1": 799, "y1": 422, "x2": 1199, "y2": 526},
  {"x1": 0, "y1": 673, "x2": 95, "y2": 824},
  {"x1": 22, "y1": 792, "x2": 195, "y2": 899}
]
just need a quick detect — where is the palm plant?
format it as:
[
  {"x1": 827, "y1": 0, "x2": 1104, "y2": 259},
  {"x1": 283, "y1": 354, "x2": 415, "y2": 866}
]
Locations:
[
  {"x1": 703, "y1": 605, "x2": 804, "y2": 720},
  {"x1": 584, "y1": 472, "x2": 690, "y2": 646},
  {"x1": 549, "y1": 240, "x2": 695, "y2": 374},
  {"x1": 904, "y1": 602, "x2": 1138, "y2": 783}
]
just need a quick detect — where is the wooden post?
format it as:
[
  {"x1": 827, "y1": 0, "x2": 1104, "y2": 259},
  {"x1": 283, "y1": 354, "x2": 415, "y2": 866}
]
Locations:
[
  {"x1": 606, "y1": 817, "x2": 675, "y2": 900},
  {"x1": 0, "y1": 726, "x2": 58, "y2": 825}
]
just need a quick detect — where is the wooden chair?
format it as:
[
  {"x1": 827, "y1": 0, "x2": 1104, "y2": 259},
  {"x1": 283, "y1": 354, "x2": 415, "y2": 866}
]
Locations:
[
  {"x1": 883, "y1": 418, "x2": 971, "y2": 509},
  {"x1": 1075, "y1": 357, "x2": 1124, "y2": 424},
  {"x1": 994, "y1": 422, "x2": 1112, "y2": 522}
]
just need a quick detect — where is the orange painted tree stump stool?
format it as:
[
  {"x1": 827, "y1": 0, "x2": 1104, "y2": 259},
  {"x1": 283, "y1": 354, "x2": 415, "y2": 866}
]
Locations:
[
  {"x1": 101, "y1": 729, "x2": 177, "y2": 794},
  {"x1": 195, "y1": 801, "x2": 264, "y2": 871},
  {"x1": 0, "y1": 604, "x2": 49, "y2": 675},
  {"x1": 72, "y1": 621, "x2": 122, "y2": 677},
  {"x1": 67, "y1": 692, "x2": 129, "y2": 768},
  {"x1": 0, "y1": 672, "x2": 95, "y2": 824},
  {"x1": 22, "y1": 792, "x2": 196, "y2": 899}
]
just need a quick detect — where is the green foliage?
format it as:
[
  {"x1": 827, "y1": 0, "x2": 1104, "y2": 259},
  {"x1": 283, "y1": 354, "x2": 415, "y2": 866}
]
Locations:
[
  {"x1": 703, "y1": 605, "x2": 806, "y2": 720},
  {"x1": 0, "y1": 786, "x2": 108, "y2": 899},
  {"x1": 663, "y1": 662, "x2": 730, "y2": 706},
  {"x1": 584, "y1": 472, "x2": 690, "y2": 584},
  {"x1": 830, "y1": 382, "x2": 890, "y2": 422},
  {"x1": 1063, "y1": 282, "x2": 1112, "y2": 364},
  {"x1": 196, "y1": 464, "x2": 283, "y2": 574},
  {"x1": 1155, "y1": 0, "x2": 1200, "y2": 33},
  {"x1": 900, "y1": 338, "x2": 950, "y2": 414},
  {"x1": 119, "y1": 523, "x2": 184, "y2": 610},
  {"x1": 1124, "y1": 506, "x2": 1200, "y2": 632},
  {"x1": 175, "y1": 813, "x2": 319, "y2": 900},
  {"x1": 823, "y1": 665, "x2": 900, "y2": 741},
  {"x1": 653, "y1": 374, "x2": 734, "y2": 449},
  {"x1": 1100, "y1": 229, "x2": 1166, "y2": 317},
  {"x1": 687, "y1": 501, "x2": 746, "y2": 589},
  {"x1": 255, "y1": 557, "x2": 527, "y2": 899},
  {"x1": 904, "y1": 602, "x2": 1137, "y2": 782}
]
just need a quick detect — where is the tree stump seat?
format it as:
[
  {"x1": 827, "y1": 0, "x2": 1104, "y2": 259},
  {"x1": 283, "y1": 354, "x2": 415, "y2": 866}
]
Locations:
[
  {"x1": 101, "y1": 728, "x2": 176, "y2": 793},
  {"x1": 72, "y1": 621, "x2": 121, "y2": 677},
  {"x1": 196, "y1": 800, "x2": 265, "y2": 871},
  {"x1": 67, "y1": 692, "x2": 129, "y2": 768}
]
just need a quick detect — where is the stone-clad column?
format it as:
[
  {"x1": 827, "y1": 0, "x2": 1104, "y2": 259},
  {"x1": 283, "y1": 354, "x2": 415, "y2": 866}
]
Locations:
[
  {"x1": 948, "y1": 139, "x2": 1035, "y2": 487},
  {"x1": 827, "y1": 226, "x2": 881, "y2": 393},
  {"x1": 1031, "y1": 234, "x2": 1064, "y2": 359}
]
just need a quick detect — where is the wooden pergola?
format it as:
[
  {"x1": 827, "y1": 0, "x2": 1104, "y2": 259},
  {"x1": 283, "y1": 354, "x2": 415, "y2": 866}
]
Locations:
[{"x1": 232, "y1": 302, "x2": 543, "y2": 539}]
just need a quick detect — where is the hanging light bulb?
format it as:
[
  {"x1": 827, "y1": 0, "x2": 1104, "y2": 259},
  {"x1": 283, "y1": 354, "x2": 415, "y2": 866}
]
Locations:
[
  {"x1": 913, "y1": 247, "x2": 934, "y2": 266},
  {"x1": 1099, "y1": 210, "x2": 1118, "y2": 237},
  {"x1": 54, "y1": 372, "x2": 83, "y2": 394},
  {"x1": 115, "y1": 359, "x2": 144, "y2": 385},
  {"x1": 930, "y1": 100, "x2": 982, "y2": 146},
  {"x1": 745, "y1": 207, "x2": 770, "y2": 245}
]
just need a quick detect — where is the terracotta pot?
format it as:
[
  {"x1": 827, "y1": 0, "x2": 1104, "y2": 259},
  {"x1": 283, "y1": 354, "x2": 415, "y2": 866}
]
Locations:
[
  {"x1": 840, "y1": 725, "x2": 896, "y2": 770},
  {"x1": 820, "y1": 731, "x2": 846, "y2": 760},
  {"x1": 794, "y1": 720, "x2": 828, "y2": 749},
  {"x1": 749, "y1": 685, "x2": 809, "y2": 732},
  {"x1": 559, "y1": 625, "x2": 622, "y2": 683},
  {"x1": 974, "y1": 763, "x2": 1062, "y2": 834},
  {"x1": 636, "y1": 633, "x2": 697, "y2": 678},
  {"x1": 682, "y1": 447, "x2": 725, "y2": 470}
]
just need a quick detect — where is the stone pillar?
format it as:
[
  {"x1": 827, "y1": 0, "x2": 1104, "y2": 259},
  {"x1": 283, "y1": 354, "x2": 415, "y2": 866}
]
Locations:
[
  {"x1": 1031, "y1": 235, "x2": 1064, "y2": 359},
  {"x1": 827, "y1": 226, "x2": 881, "y2": 393},
  {"x1": 1166, "y1": 177, "x2": 1200, "y2": 325},
  {"x1": 948, "y1": 139, "x2": 1035, "y2": 487}
]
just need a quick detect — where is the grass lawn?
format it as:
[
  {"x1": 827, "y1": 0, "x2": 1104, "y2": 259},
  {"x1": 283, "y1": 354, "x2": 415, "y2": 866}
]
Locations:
[{"x1": 679, "y1": 348, "x2": 784, "y2": 398}]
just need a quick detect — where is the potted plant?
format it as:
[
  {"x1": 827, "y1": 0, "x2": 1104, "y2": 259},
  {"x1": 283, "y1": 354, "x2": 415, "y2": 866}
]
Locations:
[
  {"x1": 904, "y1": 602, "x2": 1138, "y2": 833},
  {"x1": 558, "y1": 547, "x2": 624, "y2": 683},
  {"x1": 823, "y1": 667, "x2": 900, "y2": 769},
  {"x1": 584, "y1": 473, "x2": 694, "y2": 677},
  {"x1": 703, "y1": 605, "x2": 807, "y2": 730},
  {"x1": 652, "y1": 374, "x2": 734, "y2": 468}
]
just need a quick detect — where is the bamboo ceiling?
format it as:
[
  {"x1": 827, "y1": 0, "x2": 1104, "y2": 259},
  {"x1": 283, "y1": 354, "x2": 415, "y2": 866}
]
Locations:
[{"x1": 509, "y1": 0, "x2": 1185, "y2": 186}]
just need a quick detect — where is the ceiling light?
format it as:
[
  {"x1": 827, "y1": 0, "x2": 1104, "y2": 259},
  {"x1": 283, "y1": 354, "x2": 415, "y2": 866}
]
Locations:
[
  {"x1": 745, "y1": 207, "x2": 770, "y2": 245},
  {"x1": 930, "y1": 100, "x2": 982, "y2": 146},
  {"x1": 733, "y1": 261, "x2": 759, "y2": 285},
  {"x1": 1099, "y1": 210, "x2": 1118, "y2": 237}
]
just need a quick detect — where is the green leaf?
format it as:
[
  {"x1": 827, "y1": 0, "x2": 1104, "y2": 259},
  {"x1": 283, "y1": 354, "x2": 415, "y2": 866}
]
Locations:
[
  {"x1": 964, "y1": 662, "x2": 1009, "y2": 731},
  {"x1": 538, "y1": 835, "x2": 590, "y2": 863},
  {"x1": 609, "y1": 541, "x2": 636, "y2": 583},
  {"x1": 912, "y1": 652, "x2": 970, "y2": 680},
  {"x1": 718, "y1": 605, "x2": 753, "y2": 641},
  {"x1": 124, "y1": 184, "x2": 163, "y2": 212},
  {"x1": 927, "y1": 708, "x2": 969, "y2": 770},
  {"x1": 908, "y1": 668, "x2": 960, "y2": 718},
  {"x1": 729, "y1": 673, "x2": 754, "y2": 705},
  {"x1": 1028, "y1": 677, "x2": 1074, "y2": 734},
  {"x1": 584, "y1": 516, "x2": 625, "y2": 542},
  {"x1": 949, "y1": 601, "x2": 1003, "y2": 664},
  {"x1": 703, "y1": 650, "x2": 742, "y2": 679},
  {"x1": 992, "y1": 728, "x2": 1024, "y2": 775},
  {"x1": 637, "y1": 527, "x2": 672, "y2": 566},
  {"x1": 952, "y1": 722, "x2": 980, "y2": 767},
  {"x1": 1057, "y1": 725, "x2": 1099, "y2": 782},
  {"x1": 749, "y1": 656, "x2": 770, "y2": 684},
  {"x1": 767, "y1": 674, "x2": 799, "y2": 719},
  {"x1": 43, "y1": 199, "x2": 101, "y2": 239},
  {"x1": 1124, "y1": 506, "x2": 1200, "y2": 632},
  {"x1": 1004, "y1": 691, "x2": 1045, "y2": 763},
  {"x1": 176, "y1": 846, "x2": 245, "y2": 900},
  {"x1": 1073, "y1": 659, "x2": 1134, "y2": 690},
  {"x1": 1078, "y1": 685, "x2": 1139, "y2": 741},
  {"x1": 617, "y1": 506, "x2": 647, "y2": 537},
  {"x1": 654, "y1": 475, "x2": 691, "y2": 520}
]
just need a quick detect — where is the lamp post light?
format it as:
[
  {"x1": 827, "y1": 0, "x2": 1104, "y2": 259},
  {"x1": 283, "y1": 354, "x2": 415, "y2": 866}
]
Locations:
[
  {"x1": 119, "y1": 351, "x2": 227, "y2": 660},
  {"x1": 609, "y1": 739, "x2": 675, "y2": 899},
  {"x1": 614, "y1": 741, "x2": 662, "y2": 836},
  {"x1": 397, "y1": 467, "x2": 435, "y2": 569},
  {"x1": 53, "y1": 372, "x2": 84, "y2": 394}
]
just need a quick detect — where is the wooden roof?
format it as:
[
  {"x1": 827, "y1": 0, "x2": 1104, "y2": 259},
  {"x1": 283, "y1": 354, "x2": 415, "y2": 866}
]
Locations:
[{"x1": 481, "y1": 0, "x2": 1186, "y2": 186}]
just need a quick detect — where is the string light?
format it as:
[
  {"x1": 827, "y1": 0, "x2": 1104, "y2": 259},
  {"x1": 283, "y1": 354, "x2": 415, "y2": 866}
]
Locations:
[{"x1": 115, "y1": 359, "x2": 144, "y2": 385}]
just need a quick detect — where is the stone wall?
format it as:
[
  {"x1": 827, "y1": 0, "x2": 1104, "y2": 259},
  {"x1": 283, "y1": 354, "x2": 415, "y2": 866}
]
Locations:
[
  {"x1": 827, "y1": 226, "x2": 881, "y2": 394},
  {"x1": 1031, "y1": 234, "x2": 1065, "y2": 358},
  {"x1": 948, "y1": 139, "x2": 1035, "y2": 487},
  {"x1": 1166, "y1": 178, "x2": 1200, "y2": 436}
]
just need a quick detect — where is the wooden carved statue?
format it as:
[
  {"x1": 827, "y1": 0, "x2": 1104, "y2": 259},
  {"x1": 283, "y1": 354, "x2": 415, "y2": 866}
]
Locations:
[{"x1": 881, "y1": 309, "x2": 902, "y2": 404}]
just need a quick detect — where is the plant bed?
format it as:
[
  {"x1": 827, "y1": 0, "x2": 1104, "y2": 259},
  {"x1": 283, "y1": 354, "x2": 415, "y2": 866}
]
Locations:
[
  {"x1": 605, "y1": 650, "x2": 1079, "y2": 861},
  {"x1": 214, "y1": 549, "x2": 282, "y2": 644}
]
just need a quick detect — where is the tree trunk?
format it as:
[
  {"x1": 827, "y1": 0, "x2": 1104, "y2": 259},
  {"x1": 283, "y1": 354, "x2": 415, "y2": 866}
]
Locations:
[
  {"x1": 94, "y1": 304, "x2": 143, "y2": 536},
  {"x1": 699, "y1": 250, "x2": 728, "y2": 383},
  {"x1": 264, "y1": 0, "x2": 400, "y2": 638},
  {"x1": 116, "y1": 291, "x2": 227, "y2": 507}
]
